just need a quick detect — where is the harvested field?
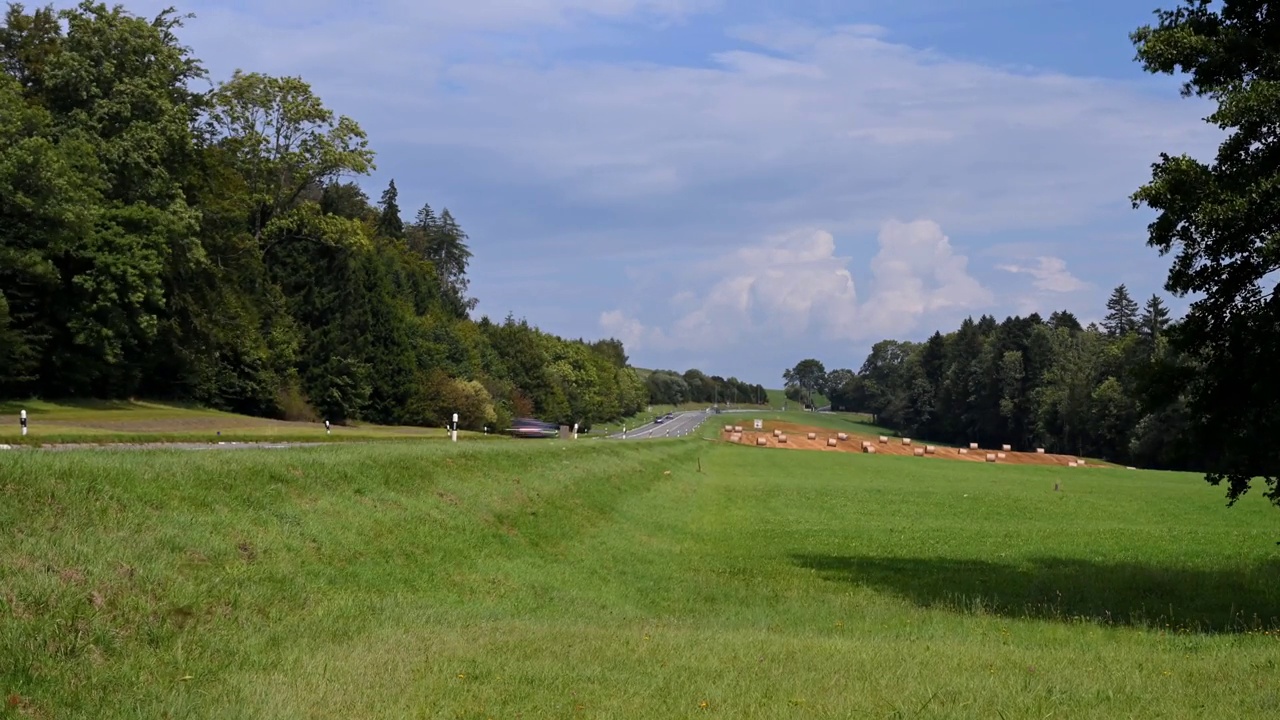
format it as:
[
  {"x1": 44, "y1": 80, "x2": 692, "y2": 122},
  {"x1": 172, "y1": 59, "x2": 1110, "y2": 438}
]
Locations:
[{"x1": 722, "y1": 420, "x2": 1094, "y2": 467}]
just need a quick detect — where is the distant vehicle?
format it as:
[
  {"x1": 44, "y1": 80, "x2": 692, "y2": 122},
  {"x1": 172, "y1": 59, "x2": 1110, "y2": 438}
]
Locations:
[
  {"x1": 654, "y1": 416, "x2": 666, "y2": 424},
  {"x1": 665, "y1": 412, "x2": 674, "y2": 419},
  {"x1": 509, "y1": 418, "x2": 559, "y2": 438}
]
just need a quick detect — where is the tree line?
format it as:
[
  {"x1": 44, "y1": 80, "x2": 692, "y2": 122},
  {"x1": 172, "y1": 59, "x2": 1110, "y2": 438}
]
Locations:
[
  {"x1": 0, "y1": 2, "x2": 647, "y2": 432},
  {"x1": 792, "y1": 285, "x2": 1204, "y2": 469},
  {"x1": 642, "y1": 369, "x2": 767, "y2": 407}
]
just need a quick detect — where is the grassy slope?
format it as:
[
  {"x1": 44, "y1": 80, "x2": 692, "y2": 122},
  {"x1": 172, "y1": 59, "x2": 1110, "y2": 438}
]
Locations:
[
  {"x1": 0, "y1": 399, "x2": 461, "y2": 445},
  {"x1": 3, "y1": 439, "x2": 1279, "y2": 718}
]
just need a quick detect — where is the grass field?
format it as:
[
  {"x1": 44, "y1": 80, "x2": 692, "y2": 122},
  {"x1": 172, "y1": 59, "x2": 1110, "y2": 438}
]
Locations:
[
  {"x1": 0, "y1": 400, "x2": 462, "y2": 445},
  {"x1": 3, "y1": 435, "x2": 1278, "y2": 717}
]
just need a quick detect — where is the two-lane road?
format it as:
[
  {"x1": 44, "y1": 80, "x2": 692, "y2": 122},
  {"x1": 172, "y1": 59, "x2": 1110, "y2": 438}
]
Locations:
[{"x1": 609, "y1": 410, "x2": 709, "y2": 440}]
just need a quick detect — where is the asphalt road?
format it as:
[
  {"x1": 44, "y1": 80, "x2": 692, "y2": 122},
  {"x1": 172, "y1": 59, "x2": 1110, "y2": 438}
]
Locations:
[{"x1": 609, "y1": 410, "x2": 710, "y2": 440}]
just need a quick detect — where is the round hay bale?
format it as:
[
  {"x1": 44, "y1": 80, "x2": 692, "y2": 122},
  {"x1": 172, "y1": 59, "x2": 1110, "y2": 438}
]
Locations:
[
  {"x1": 1001, "y1": 444, "x2": 1012, "y2": 452},
  {"x1": 724, "y1": 425, "x2": 733, "y2": 433},
  {"x1": 997, "y1": 452, "x2": 1007, "y2": 459},
  {"x1": 913, "y1": 448, "x2": 925, "y2": 457},
  {"x1": 730, "y1": 434, "x2": 742, "y2": 443},
  {"x1": 1068, "y1": 461, "x2": 1078, "y2": 468},
  {"x1": 773, "y1": 429, "x2": 782, "y2": 437},
  {"x1": 879, "y1": 435, "x2": 888, "y2": 444},
  {"x1": 925, "y1": 445, "x2": 936, "y2": 454},
  {"x1": 985, "y1": 453, "x2": 996, "y2": 463},
  {"x1": 757, "y1": 437, "x2": 768, "y2": 447},
  {"x1": 864, "y1": 445, "x2": 877, "y2": 454},
  {"x1": 959, "y1": 448, "x2": 968, "y2": 455},
  {"x1": 807, "y1": 432, "x2": 817, "y2": 440},
  {"x1": 778, "y1": 435, "x2": 788, "y2": 443},
  {"x1": 1036, "y1": 448, "x2": 1045, "y2": 454},
  {"x1": 969, "y1": 442, "x2": 979, "y2": 450},
  {"x1": 837, "y1": 433, "x2": 849, "y2": 441},
  {"x1": 902, "y1": 438, "x2": 912, "y2": 446},
  {"x1": 734, "y1": 425, "x2": 743, "y2": 432},
  {"x1": 827, "y1": 438, "x2": 837, "y2": 447}
]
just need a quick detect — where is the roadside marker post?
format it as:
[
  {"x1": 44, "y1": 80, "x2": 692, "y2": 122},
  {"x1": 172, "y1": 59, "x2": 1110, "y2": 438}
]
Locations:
[
  {"x1": 324, "y1": 419, "x2": 331, "y2": 435},
  {"x1": 452, "y1": 413, "x2": 458, "y2": 443},
  {"x1": 20, "y1": 409, "x2": 27, "y2": 437}
]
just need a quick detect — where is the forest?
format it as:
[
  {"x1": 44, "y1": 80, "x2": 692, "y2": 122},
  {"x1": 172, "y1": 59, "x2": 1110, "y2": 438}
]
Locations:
[{"x1": 0, "y1": 2, "x2": 663, "y2": 432}]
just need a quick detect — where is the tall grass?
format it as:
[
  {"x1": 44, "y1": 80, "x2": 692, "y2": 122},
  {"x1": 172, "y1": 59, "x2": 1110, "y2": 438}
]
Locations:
[{"x1": 2, "y1": 439, "x2": 1278, "y2": 718}]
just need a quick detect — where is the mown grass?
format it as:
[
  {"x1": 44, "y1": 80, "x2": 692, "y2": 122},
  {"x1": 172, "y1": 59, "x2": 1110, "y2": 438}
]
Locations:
[
  {"x1": 3, "y1": 438, "x2": 1279, "y2": 718},
  {"x1": 0, "y1": 399, "x2": 461, "y2": 445}
]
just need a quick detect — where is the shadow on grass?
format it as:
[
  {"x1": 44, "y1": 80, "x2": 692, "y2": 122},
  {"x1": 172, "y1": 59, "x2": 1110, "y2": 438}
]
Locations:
[{"x1": 792, "y1": 553, "x2": 1280, "y2": 633}]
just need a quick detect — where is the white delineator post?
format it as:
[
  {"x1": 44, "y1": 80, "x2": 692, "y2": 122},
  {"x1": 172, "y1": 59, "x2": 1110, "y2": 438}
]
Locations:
[
  {"x1": 20, "y1": 409, "x2": 27, "y2": 437},
  {"x1": 451, "y1": 413, "x2": 458, "y2": 443},
  {"x1": 324, "y1": 419, "x2": 331, "y2": 435},
  {"x1": 573, "y1": 422, "x2": 578, "y2": 440}
]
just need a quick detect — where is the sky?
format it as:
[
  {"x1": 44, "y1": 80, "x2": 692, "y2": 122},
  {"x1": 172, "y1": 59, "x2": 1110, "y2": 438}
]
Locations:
[{"x1": 72, "y1": 0, "x2": 1221, "y2": 386}]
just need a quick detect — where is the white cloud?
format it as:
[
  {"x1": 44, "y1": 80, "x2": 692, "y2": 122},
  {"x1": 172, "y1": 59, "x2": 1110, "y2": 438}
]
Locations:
[
  {"x1": 996, "y1": 256, "x2": 1088, "y2": 293},
  {"x1": 602, "y1": 219, "x2": 992, "y2": 350}
]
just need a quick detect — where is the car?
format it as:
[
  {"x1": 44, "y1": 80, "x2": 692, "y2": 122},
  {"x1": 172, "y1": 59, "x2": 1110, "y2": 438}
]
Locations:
[
  {"x1": 654, "y1": 416, "x2": 665, "y2": 424},
  {"x1": 509, "y1": 417, "x2": 559, "y2": 438}
]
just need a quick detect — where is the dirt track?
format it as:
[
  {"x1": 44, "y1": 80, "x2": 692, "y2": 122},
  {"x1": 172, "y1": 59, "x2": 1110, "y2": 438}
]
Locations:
[{"x1": 718, "y1": 420, "x2": 1097, "y2": 467}]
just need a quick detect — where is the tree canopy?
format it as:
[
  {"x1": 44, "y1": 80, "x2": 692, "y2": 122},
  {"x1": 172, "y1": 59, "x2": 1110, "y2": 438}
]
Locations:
[{"x1": 1131, "y1": 0, "x2": 1280, "y2": 506}]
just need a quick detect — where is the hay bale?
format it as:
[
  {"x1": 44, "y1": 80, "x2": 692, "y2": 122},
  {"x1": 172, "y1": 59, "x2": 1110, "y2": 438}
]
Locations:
[
  {"x1": 773, "y1": 429, "x2": 782, "y2": 437},
  {"x1": 1068, "y1": 461, "x2": 1078, "y2": 468},
  {"x1": 837, "y1": 433, "x2": 849, "y2": 441},
  {"x1": 959, "y1": 448, "x2": 968, "y2": 455},
  {"x1": 730, "y1": 433, "x2": 741, "y2": 443},
  {"x1": 807, "y1": 432, "x2": 817, "y2": 440},
  {"x1": 1036, "y1": 448, "x2": 1045, "y2": 454},
  {"x1": 864, "y1": 445, "x2": 877, "y2": 454},
  {"x1": 757, "y1": 437, "x2": 768, "y2": 446},
  {"x1": 1126, "y1": 466, "x2": 1137, "y2": 471},
  {"x1": 734, "y1": 425, "x2": 743, "y2": 432},
  {"x1": 827, "y1": 438, "x2": 837, "y2": 447},
  {"x1": 1001, "y1": 444, "x2": 1012, "y2": 452},
  {"x1": 902, "y1": 438, "x2": 912, "y2": 446},
  {"x1": 925, "y1": 445, "x2": 936, "y2": 454},
  {"x1": 778, "y1": 435, "x2": 788, "y2": 443},
  {"x1": 985, "y1": 453, "x2": 996, "y2": 463},
  {"x1": 724, "y1": 425, "x2": 733, "y2": 433},
  {"x1": 997, "y1": 452, "x2": 1007, "y2": 459},
  {"x1": 969, "y1": 442, "x2": 979, "y2": 450},
  {"x1": 879, "y1": 435, "x2": 888, "y2": 444},
  {"x1": 913, "y1": 448, "x2": 925, "y2": 457},
  {"x1": 1078, "y1": 459, "x2": 1087, "y2": 466}
]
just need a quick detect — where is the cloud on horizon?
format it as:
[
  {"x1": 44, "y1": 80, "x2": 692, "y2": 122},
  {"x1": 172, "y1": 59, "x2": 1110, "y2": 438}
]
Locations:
[{"x1": 62, "y1": 0, "x2": 1221, "y2": 382}]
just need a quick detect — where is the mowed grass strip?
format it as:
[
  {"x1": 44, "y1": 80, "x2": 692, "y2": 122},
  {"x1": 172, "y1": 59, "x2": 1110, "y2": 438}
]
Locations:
[
  {"x1": 2, "y1": 439, "x2": 1279, "y2": 718},
  {"x1": 0, "y1": 399, "x2": 455, "y2": 445}
]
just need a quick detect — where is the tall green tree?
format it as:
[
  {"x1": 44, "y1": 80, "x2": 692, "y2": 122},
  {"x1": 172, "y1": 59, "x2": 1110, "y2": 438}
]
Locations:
[
  {"x1": 376, "y1": 179, "x2": 404, "y2": 239},
  {"x1": 1131, "y1": 0, "x2": 1280, "y2": 506},
  {"x1": 783, "y1": 358, "x2": 826, "y2": 409},
  {"x1": 1138, "y1": 294, "x2": 1171, "y2": 347},
  {"x1": 1103, "y1": 284, "x2": 1140, "y2": 337}
]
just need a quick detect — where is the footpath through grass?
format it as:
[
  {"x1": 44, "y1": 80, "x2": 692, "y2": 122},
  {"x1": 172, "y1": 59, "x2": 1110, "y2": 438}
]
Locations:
[{"x1": 2, "y1": 437, "x2": 1278, "y2": 717}]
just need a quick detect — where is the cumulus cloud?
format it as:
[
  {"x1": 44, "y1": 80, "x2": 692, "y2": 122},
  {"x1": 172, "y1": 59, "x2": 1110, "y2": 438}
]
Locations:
[
  {"x1": 601, "y1": 219, "x2": 992, "y2": 351},
  {"x1": 996, "y1": 256, "x2": 1088, "y2": 293}
]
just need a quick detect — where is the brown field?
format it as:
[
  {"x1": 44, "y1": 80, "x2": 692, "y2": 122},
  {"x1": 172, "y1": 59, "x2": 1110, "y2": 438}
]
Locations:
[{"x1": 718, "y1": 420, "x2": 1102, "y2": 467}]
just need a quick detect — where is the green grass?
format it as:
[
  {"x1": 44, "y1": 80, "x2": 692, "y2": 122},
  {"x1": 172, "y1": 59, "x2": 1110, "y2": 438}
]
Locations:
[
  {"x1": 0, "y1": 399, "x2": 468, "y2": 445},
  {"x1": 3, "y1": 438, "x2": 1279, "y2": 717}
]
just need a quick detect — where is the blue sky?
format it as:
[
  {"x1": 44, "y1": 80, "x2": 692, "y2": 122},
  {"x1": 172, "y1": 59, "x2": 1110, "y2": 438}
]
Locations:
[{"x1": 88, "y1": 0, "x2": 1219, "y2": 386}]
